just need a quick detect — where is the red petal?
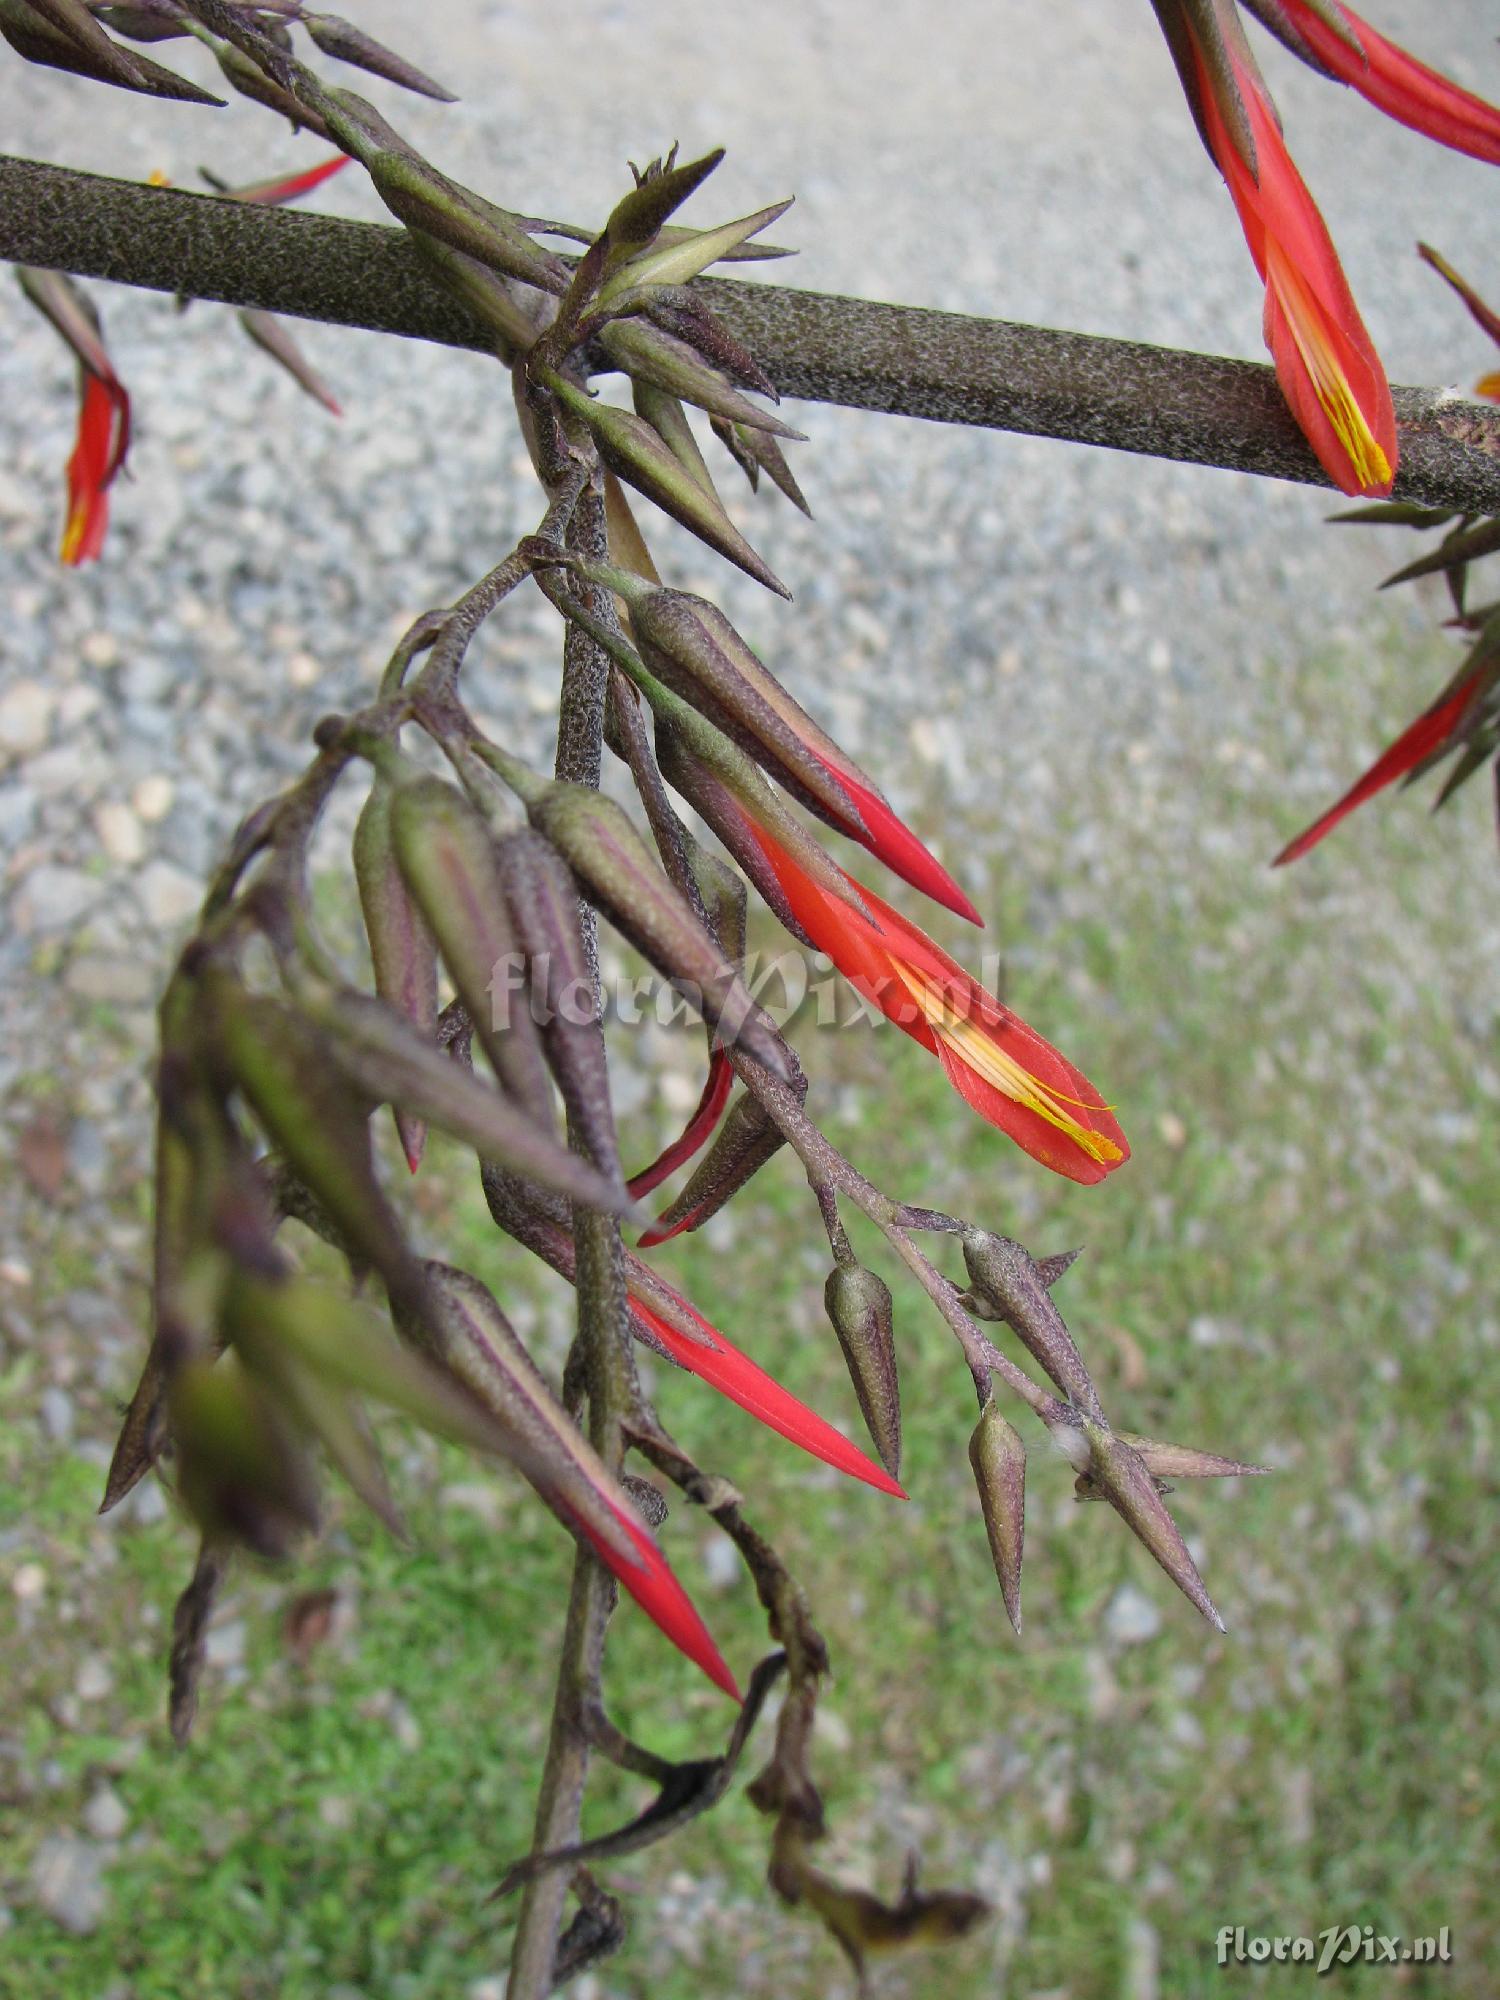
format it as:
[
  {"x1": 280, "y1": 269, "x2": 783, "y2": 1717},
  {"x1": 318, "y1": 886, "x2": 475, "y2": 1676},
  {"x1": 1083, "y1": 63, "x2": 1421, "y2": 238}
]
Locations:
[
  {"x1": 746, "y1": 821, "x2": 1126, "y2": 1175},
  {"x1": 572, "y1": 1496, "x2": 741, "y2": 1700},
  {"x1": 1198, "y1": 42, "x2": 1396, "y2": 497},
  {"x1": 1273, "y1": 675, "x2": 1480, "y2": 864},
  {"x1": 627, "y1": 1286, "x2": 906, "y2": 1498},
  {"x1": 61, "y1": 373, "x2": 125, "y2": 565},
  {"x1": 236, "y1": 154, "x2": 353, "y2": 206},
  {"x1": 1278, "y1": 3, "x2": 1500, "y2": 165},
  {"x1": 933, "y1": 1036, "x2": 1118, "y2": 1185},
  {"x1": 628, "y1": 1048, "x2": 734, "y2": 1198},
  {"x1": 828, "y1": 768, "x2": 982, "y2": 925}
]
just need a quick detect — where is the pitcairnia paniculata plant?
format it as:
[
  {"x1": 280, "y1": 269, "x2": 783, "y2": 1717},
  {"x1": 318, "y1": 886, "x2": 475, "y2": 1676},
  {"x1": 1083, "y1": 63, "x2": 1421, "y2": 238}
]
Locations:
[{"x1": 14, "y1": 0, "x2": 1500, "y2": 1993}]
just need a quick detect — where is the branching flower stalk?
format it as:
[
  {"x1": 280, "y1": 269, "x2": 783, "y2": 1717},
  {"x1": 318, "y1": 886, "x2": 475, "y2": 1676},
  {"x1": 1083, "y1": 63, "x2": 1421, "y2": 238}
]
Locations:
[{"x1": 16, "y1": 1, "x2": 1500, "y2": 1993}]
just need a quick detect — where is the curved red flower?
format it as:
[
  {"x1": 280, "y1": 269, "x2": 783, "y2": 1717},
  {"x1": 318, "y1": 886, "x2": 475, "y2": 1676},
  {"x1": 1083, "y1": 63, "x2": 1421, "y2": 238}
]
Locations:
[
  {"x1": 627, "y1": 1047, "x2": 734, "y2": 1197},
  {"x1": 1266, "y1": 3, "x2": 1500, "y2": 165},
  {"x1": 738, "y1": 815, "x2": 1127, "y2": 1185},
  {"x1": 1194, "y1": 33, "x2": 1396, "y2": 498},
  {"x1": 625, "y1": 1275, "x2": 906, "y2": 1498},
  {"x1": 1273, "y1": 670, "x2": 1483, "y2": 864},
  {"x1": 499, "y1": 1195, "x2": 904, "y2": 1493},
  {"x1": 61, "y1": 368, "x2": 130, "y2": 567}
]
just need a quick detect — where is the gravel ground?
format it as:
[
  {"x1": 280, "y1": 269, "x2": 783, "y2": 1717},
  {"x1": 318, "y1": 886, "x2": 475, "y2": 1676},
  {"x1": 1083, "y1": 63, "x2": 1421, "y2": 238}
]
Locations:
[{"x1": 4, "y1": 0, "x2": 1500, "y2": 1967}]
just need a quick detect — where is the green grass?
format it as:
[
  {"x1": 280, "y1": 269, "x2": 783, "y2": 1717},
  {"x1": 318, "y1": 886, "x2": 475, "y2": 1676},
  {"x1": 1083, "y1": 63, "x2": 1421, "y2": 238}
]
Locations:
[{"x1": 4, "y1": 614, "x2": 1499, "y2": 1998}]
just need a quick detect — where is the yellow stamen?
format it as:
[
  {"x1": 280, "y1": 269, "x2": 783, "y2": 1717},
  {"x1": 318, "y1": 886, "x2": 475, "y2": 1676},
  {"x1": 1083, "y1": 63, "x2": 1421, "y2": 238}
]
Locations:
[
  {"x1": 1267, "y1": 242, "x2": 1391, "y2": 491},
  {"x1": 59, "y1": 506, "x2": 87, "y2": 565},
  {"x1": 889, "y1": 960, "x2": 1123, "y2": 1164}
]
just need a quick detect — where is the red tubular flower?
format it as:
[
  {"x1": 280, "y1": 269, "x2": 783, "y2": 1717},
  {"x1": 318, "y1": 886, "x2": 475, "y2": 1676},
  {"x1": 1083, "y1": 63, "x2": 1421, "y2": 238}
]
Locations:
[
  {"x1": 61, "y1": 368, "x2": 130, "y2": 566},
  {"x1": 504, "y1": 1194, "x2": 904, "y2": 1493},
  {"x1": 570, "y1": 1492, "x2": 740, "y2": 1699},
  {"x1": 712, "y1": 650, "x2": 983, "y2": 923},
  {"x1": 795, "y1": 735, "x2": 983, "y2": 926},
  {"x1": 1262, "y1": 3, "x2": 1500, "y2": 165},
  {"x1": 1188, "y1": 29, "x2": 1397, "y2": 496},
  {"x1": 624, "y1": 1272, "x2": 907, "y2": 1499},
  {"x1": 628, "y1": 1047, "x2": 734, "y2": 1197},
  {"x1": 605, "y1": 572, "x2": 983, "y2": 924},
  {"x1": 1273, "y1": 670, "x2": 1483, "y2": 864},
  {"x1": 732, "y1": 812, "x2": 1127, "y2": 1185}
]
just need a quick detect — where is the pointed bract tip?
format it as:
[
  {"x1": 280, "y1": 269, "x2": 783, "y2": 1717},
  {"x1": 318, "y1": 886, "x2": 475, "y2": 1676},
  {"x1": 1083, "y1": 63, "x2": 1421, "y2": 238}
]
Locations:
[
  {"x1": 1084, "y1": 1422, "x2": 1223, "y2": 1630},
  {"x1": 592, "y1": 1505, "x2": 741, "y2": 1699}
]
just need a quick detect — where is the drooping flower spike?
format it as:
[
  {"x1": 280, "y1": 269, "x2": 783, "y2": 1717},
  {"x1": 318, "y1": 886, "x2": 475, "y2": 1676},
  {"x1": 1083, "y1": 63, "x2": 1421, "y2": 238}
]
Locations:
[
  {"x1": 707, "y1": 792, "x2": 1128, "y2": 1184},
  {"x1": 1157, "y1": 1, "x2": 1397, "y2": 497},
  {"x1": 1242, "y1": 2, "x2": 1500, "y2": 166}
]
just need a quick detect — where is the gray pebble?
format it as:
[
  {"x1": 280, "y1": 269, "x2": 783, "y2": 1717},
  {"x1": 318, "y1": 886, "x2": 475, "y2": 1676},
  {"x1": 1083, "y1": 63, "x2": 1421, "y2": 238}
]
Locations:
[
  {"x1": 73, "y1": 1654, "x2": 114, "y2": 1702},
  {"x1": 38, "y1": 1387, "x2": 74, "y2": 1445},
  {"x1": 29, "y1": 1836, "x2": 109, "y2": 1935},
  {"x1": 0, "y1": 681, "x2": 54, "y2": 758},
  {"x1": 81, "y1": 1783, "x2": 128, "y2": 1842},
  {"x1": 12, "y1": 867, "x2": 102, "y2": 934},
  {"x1": 134, "y1": 860, "x2": 203, "y2": 930},
  {"x1": 1105, "y1": 1584, "x2": 1164, "y2": 1647},
  {"x1": 204, "y1": 1619, "x2": 247, "y2": 1669}
]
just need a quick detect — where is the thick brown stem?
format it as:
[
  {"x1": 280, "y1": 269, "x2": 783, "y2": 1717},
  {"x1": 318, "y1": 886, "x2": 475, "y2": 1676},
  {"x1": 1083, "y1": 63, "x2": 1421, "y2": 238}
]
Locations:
[
  {"x1": 6, "y1": 157, "x2": 1500, "y2": 510},
  {"x1": 507, "y1": 472, "x2": 635, "y2": 2000}
]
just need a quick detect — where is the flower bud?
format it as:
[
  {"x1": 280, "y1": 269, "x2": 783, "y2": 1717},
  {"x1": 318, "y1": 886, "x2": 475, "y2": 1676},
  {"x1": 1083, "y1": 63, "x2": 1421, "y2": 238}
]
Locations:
[
  {"x1": 324, "y1": 90, "x2": 564, "y2": 291},
  {"x1": 609, "y1": 576, "x2": 857, "y2": 823},
  {"x1": 525, "y1": 780, "x2": 792, "y2": 1082},
  {"x1": 711, "y1": 418, "x2": 812, "y2": 515},
  {"x1": 1118, "y1": 1433, "x2": 1271, "y2": 1482},
  {"x1": 301, "y1": 11, "x2": 455, "y2": 101},
  {"x1": 354, "y1": 771, "x2": 438, "y2": 1171},
  {"x1": 304, "y1": 982, "x2": 634, "y2": 1218},
  {"x1": 1072, "y1": 1417, "x2": 1224, "y2": 1631},
  {"x1": 169, "y1": 1353, "x2": 321, "y2": 1561},
  {"x1": 602, "y1": 317, "x2": 803, "y2": 439},
  {"x1": 494, "y1": 825, "x2": 618, "y2": 1174},
  {"x1": 637, "y1": 1084, "x2": 785, "y2": 1240},
  {"x1": 388, "y1": 773, "x2": 554, "y2": 1127},
  {"x1": 540, "y1": 369, "x2": 789, "y2": 597},
  {"x1": 654, "y1": 707, "x2": 869, "y2": 929},
  {"x1": 237, "y1": 310, "x2": 342, "y2": 418},
  {"x1": 205, "y1": 975, "x2": 426, "y2": 1318},
  {"x1": 824, "y1": 1262, "x2": 901, "y2": 1480},
  {"x1": 961, "y1": 1230, "x2": 1102, "y2": 1420},
  {"x1": 418, "y1": 1262, "x2": 739, "y2": 1698},
  {"x1": 969, "y1": 1397, "x2": 1027, "y2": 1634},
  {"x1": 629, "y1": 379, "x2": 720, "y2": 501}
]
